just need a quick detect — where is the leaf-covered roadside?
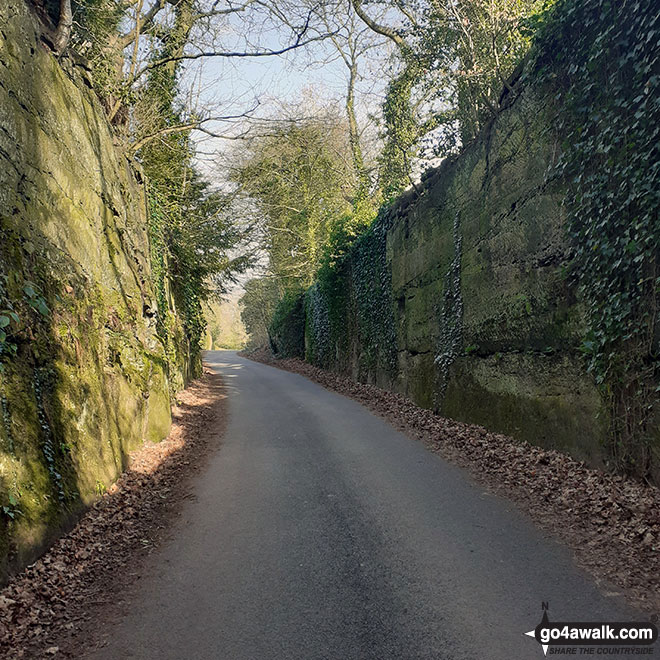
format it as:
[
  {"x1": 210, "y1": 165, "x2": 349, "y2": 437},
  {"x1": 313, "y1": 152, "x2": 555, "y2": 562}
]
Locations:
[
  {"x1": 0, "y1": 370, "x2": 226, "y2": 659},
  {"x1": 244, "y1": 351, "x2": 660, "y2": 613}
]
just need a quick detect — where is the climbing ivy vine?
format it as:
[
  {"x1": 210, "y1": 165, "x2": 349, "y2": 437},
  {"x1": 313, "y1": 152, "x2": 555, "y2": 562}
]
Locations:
[
  {"x1": 305, "y1": 284, "x2": 333, "y2": 367},
  {"x1": 533, "y1": 0, "x2": 659, "y2": 477},
  {"x1": 434, "y1": 213, "x2": 464, "y2": 409},
  {"x1": 276, "y1": 206, "x2": 398, "y2": 380},
  {"x1": 268, "y1": 289, "x2": 306, "y2": 358},
  {"x1": 350, "y1": 210, "x2": 398, "y2": 375}
]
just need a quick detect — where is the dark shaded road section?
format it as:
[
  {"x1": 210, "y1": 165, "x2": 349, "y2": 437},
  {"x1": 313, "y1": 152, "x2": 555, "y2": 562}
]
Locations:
[{"x1": 90, "y1": 350, "x2": 636, "y2": 660}]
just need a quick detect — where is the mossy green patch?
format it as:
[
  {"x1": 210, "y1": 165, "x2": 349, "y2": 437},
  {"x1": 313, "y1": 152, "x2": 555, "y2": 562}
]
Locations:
[{"x1": 0, "y1": 0, "x2": 191, "y2": 581}]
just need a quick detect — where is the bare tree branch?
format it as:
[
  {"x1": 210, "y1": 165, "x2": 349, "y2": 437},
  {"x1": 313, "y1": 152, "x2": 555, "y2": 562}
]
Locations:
[
  {"x1": 120, "y1": 0, "x2": 166, "y2": 47},
  {"x1": 130, "y1": 105, "x2": 261, "y2": 152},
  {"x1": 349, "y1": 0, "x2": 406, "y2": 48},
  {"x1": 130, "y1": 14, "x2": 330, "y2": 83}
]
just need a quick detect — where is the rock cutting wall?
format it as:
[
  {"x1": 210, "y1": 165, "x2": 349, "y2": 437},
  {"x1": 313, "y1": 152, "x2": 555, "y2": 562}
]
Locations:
[{"x1": 0, "y1": 0, "x2": 182, "y2": 578}]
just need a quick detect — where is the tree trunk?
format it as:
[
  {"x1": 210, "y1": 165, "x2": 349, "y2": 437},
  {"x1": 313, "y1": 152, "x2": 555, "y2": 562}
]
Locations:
[
  {"x1": 52, "y1": 0, "x2": 72, "y2": 54},
  {"x1": 346, "y1": 62, "x2": 369, "y2": 197}
]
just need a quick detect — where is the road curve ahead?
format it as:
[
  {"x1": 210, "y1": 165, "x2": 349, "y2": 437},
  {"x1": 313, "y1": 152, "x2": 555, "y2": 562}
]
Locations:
[{"x1": 91, "y1": 350, "x2": 635, "y2": 660}]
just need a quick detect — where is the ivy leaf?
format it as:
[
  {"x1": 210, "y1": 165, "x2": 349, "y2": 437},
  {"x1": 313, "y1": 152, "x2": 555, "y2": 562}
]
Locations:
[{"x1": 36, "y1": 299, "x2": 50, "y2": 317}]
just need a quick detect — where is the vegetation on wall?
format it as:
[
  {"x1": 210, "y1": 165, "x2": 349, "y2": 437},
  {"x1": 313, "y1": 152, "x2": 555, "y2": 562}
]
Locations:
[
  {"x1": 349, "y1": 212, "x2": 398, "y2": 375},
  {"x1": 0, "y1": 218, "x2": 97, "y2": 557},
  {"x1": 533, "y1": 0, "x2": 659, "y2": 479},
  {"x1": 286, "y1": 207, "x2": 397, "y2": 377},
  {"x1": 434, "y1": 212, "x2": 463, "y2": 408},
  {"x1": 305, "y1": 284, "x2": 333, "y2": 366},
  {"x1": 268, "y1": 289, "x2": 306, "y2": 358},
  {"x1": 28, "y1": 0, "x2": 660, "y2": 483}
]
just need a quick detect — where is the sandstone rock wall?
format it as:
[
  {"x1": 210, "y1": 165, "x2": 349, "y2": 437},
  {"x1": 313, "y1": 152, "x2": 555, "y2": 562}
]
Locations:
[{"x1": 0, "y1": 0, "x2": 178, "y2": 578}]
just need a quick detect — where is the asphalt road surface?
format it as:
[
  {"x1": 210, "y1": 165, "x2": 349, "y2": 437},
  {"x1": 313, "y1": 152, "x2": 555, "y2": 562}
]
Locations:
[{"x1": 91, "y1": 350, "x2": 637, "y2": 660}]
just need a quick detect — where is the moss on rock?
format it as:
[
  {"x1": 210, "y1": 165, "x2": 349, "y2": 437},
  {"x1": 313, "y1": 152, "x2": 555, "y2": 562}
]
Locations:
[{"x1": 0, "y1": 0, "x2": 188, "y2": 580}]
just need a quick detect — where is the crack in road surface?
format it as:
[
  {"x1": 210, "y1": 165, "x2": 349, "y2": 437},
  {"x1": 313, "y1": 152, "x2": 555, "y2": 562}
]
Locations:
[{"x1": 88, "y1": 350, "x2": 636, "y2": 660}]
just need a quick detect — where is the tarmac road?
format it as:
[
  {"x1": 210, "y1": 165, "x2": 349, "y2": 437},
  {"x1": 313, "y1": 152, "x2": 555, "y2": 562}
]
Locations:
[{"x1": 90, "y1": 350, "x2": 637, "y2": 660}]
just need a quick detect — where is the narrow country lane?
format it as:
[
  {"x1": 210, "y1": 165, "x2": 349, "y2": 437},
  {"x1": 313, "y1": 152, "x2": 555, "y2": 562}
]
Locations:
[{"x1": 89, "y1": 350, "x2": 635, "y2": 660}]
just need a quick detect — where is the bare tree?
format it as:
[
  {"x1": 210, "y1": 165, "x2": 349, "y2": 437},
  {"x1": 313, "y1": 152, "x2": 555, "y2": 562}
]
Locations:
[{"x1": 313, "y1": 0, "x2": 383, "y2": 196}]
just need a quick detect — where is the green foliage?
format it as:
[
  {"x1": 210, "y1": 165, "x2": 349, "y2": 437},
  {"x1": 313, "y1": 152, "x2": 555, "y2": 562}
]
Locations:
[
  {"x1": 233, "y1": 115, "x2": 355, "y2": 288},
  {"x1": 533, "y1": 0, "x2": 659, "y2": 477},
  {"x1": 374, "y1": 0, "x2": 552, "y2": 188},
  {"x1": 33, "y1": 366, "x2": 67, "y2": 502},
  {"x1": 349, "y1": 210, "x2": 398, "y2": 374},
  {"x1": 305, "y1": 283, "x2": 333, "y2": 367},
  {"x1": 1, "y1": 493, "x2": 21, "y2": 521},
  {"x1": 243, "y1": 196, "x2": 378, "y2": 358},
  {"x1": 0, "y1": 276, "x2": 18, "y2": 365},
  {"x1": 317, "y1": 197, "x2": 377, "y2": 273},
  {"x1": 239, "y1": 278, "x2": 280, "y2": 350},
  {"x1": 0, "y1": 271, "x2": 51, "y2": 369},
  {"x1": 268, "y1": 289, "x2": 306, "y2": 358},
  {"x1": 424, "y1": 0, "x2": 552, "y2": 145},
  {"x1": 379, "y1": 57, "x2": 426, "y2": 198},
  {"x1": 296, "y1": 206, "x2": 397, "y2": 376},
  {"x1": 147, "y1": 172, "x2": 248, "y2": 377}
]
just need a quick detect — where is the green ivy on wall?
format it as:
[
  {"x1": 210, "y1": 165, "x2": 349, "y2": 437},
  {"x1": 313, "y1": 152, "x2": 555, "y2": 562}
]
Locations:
[
  {"x1": 533, "y1": 0, "x2": 660, "y2": 477},
  {"x1": 434, "y1": 212, "x2": 464, "y2": 409},
  {"x1": 350, "y1": 210, "x2": 398, "y2": 376},
  {"x1": 269, "y1": 289, "x2": 306, "y2": 358},
  {"x1": 274, "y1": 206, "x2": 398, "y2": 379},
  {"x1": 305, "y1": 283, "x2": 332, "y2": 367}
]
